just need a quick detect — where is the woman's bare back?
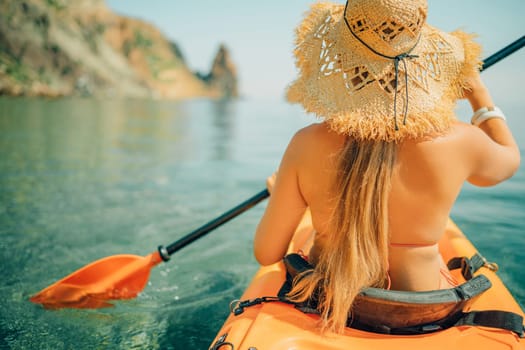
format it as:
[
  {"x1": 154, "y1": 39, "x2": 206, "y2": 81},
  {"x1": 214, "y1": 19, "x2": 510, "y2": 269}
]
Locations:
[{"x1": 255, "y1": 117, "x2": 519, "y2": 291}]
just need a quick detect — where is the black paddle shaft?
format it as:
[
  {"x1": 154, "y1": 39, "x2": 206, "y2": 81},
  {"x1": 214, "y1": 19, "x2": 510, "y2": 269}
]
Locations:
[
  {"x1": 158, "y1": 189, "x2": 270, "y2": 261},
  {"x1": 481, "y1": 35, "x2": 525, "y2": 71}
]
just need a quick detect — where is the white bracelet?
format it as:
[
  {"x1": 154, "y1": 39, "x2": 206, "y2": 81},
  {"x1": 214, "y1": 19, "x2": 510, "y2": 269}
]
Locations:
[{"x1": 471, "y1": 106, "x2": 506, "y2": 126}]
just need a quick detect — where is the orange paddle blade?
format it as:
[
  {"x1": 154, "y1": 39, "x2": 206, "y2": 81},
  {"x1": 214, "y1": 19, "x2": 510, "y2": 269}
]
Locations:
[{"x1": 30, "y1": 251, "x2": 163, "y2": 309}]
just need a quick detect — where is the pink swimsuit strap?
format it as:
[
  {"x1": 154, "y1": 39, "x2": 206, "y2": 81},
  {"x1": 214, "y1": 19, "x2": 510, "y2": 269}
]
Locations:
[{"x1": 440, "y1": 268, "x2": 459, "y2": 288}]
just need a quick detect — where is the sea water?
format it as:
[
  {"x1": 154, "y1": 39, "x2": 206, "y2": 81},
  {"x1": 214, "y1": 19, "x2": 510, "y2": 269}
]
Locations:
[{"x1": 0, "y1": 97, "x2": 523, "y2": 349}]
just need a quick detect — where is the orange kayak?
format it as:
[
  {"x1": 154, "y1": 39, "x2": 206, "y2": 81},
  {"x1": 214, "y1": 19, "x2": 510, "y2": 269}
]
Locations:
[{"x1": 211, "y1": 217, "x2": 524, "y2": 349}]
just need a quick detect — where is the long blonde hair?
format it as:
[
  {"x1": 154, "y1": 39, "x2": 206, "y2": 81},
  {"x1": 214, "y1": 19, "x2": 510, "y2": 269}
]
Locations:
[{"x1": 287, "y1": 138, "x2": 397, "y2": 333}]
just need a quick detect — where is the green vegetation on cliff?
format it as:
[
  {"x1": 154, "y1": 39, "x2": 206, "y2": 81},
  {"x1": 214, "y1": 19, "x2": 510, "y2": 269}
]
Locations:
[{"x1": 0, "y1": 0, "x2": 238, "y2": 99}]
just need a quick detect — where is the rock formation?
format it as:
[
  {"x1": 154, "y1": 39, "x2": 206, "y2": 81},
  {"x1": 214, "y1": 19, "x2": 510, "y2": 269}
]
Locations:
[
  {"x1": 0, "y1": 0, "x2": 238, "y2": 99},
  {"x1": 198, "y1": 44, "x2": 239, "y2": 99}
]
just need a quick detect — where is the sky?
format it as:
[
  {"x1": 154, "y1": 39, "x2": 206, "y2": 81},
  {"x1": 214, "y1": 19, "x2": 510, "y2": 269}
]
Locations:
[{"x1": 105, "y1": 1, "x2": 524, "y2": 100}]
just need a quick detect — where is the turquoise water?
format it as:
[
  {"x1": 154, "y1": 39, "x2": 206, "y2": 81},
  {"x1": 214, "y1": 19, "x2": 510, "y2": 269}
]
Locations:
[{"x1": 0, "y1": 97, "x2": 523, "y2": 349}]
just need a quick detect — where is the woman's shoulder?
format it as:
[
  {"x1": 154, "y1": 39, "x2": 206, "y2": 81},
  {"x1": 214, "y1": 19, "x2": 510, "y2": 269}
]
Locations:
[
  {"x1": 292, "y1": 122, "x2": 346, "y2": 146},
  {"x1": 415, "y1": 121, "x2": 482, "y2": 147},
  {"x1": 283, "y1": 123, "x2": 346, "y2": 167},
  {"x1": 294, "y1": 122, "x2": 328, "y2": 137}
]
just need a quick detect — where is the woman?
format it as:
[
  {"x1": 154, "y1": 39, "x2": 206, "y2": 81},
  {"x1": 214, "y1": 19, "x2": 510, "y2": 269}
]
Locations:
[{"x1": 253, "y1": 0, "x2": 520, "y2": 333}]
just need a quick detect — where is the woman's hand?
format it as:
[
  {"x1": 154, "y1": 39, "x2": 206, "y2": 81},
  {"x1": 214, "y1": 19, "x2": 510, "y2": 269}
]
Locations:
[
  {"x1": 462, "y1": 72, "x2": 494, "y2": 112},
  {"x1": 266, "y1": 172, "x2": 277, "y2": 194}
]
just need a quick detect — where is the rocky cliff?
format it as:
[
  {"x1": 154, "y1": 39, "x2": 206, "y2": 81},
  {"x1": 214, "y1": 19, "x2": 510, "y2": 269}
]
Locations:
[{"x1": 0, "y1": 0, "x2": 238, "y2": 99}]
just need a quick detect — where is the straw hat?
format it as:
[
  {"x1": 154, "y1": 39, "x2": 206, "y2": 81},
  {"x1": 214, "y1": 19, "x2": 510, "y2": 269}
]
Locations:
[{"x1": 287, "y1": 0, "x2": 482, "y2": 141}]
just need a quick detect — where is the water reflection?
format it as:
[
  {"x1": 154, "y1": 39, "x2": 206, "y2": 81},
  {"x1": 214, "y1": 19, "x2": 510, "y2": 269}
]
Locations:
[
  {"x1": 0, "y1": 98, "x2": 191, "y2": 169},
  {"x1": 211, "y1": 99, "x2": 235, "y2": 161}
]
